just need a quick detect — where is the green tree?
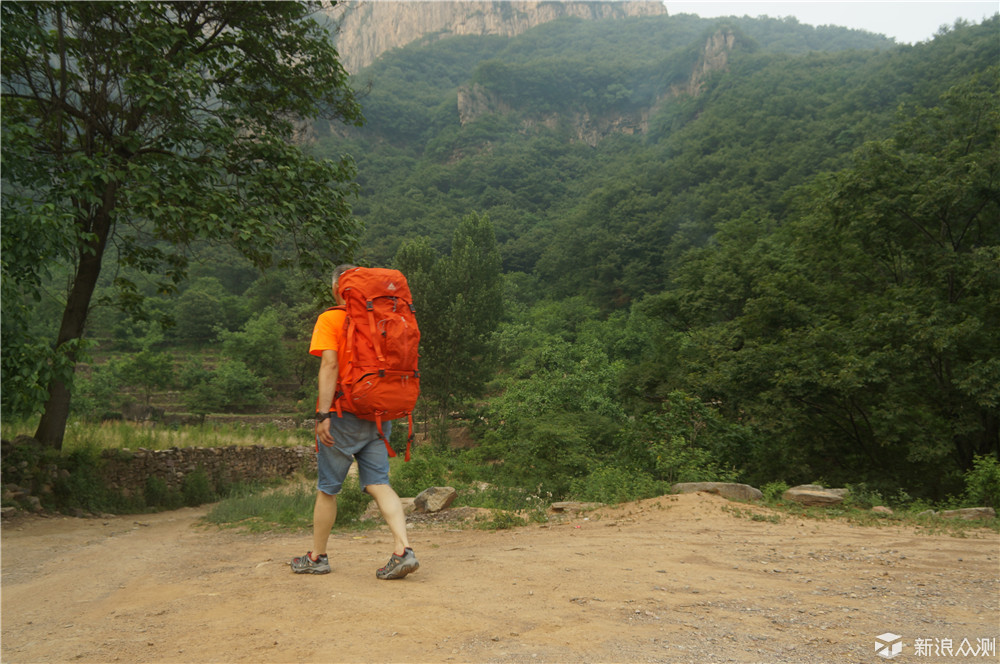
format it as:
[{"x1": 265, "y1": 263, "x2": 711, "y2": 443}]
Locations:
[
  {"x1": 393, "y1": 237, "x2": 439, "y2": 313},
  {"x1": 810, "y1": 73, "x2": 1000, "y2": 477},
  {"x1": 171, "y1": 277, "x2": 247, "y2": 342},
  {"x1": 1, "y1": 1, "x2": 362, "y2": 449},
  {"x1": 396, "y1": 214, "x2": 504, "y2": 422},
  {"x1": 616, "y1": 391, "x2": 745, "y2": 485},
  {"x1": 70, "y1": 361, "x2": 123, "y2": 419},
  {"x1": 118, "y1": 348, "x2": 174, "y2": 405},
  {"x1": 182, "y1": 359, "x2": 268, "y2": 415},
  {"x1": 217, "y1": 307, "x2": 291, "y2": 384},
  {"x1": 659, "y1": 72, "x2": 999, "y2": 496},
  {"x1": 476, "y1": 329, "x2": 626, "y2": 497}
]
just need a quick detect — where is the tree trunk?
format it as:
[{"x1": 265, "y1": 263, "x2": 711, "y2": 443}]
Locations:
[{"x1": 34, "y1": 195, "x2": 115, "y2": 450}]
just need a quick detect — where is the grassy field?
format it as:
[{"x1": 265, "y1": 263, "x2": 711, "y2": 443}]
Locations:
[
  {"x1": 4, "y1": 418, "x2": 995, "y2": 538},
  {"x1": 2, "y1": 416, "x2": 314, "y2": 452}
]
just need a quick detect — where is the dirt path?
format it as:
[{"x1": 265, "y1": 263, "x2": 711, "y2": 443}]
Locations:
[{"x1": 2, "y1": 493, "x2": 997, "y2": 663}]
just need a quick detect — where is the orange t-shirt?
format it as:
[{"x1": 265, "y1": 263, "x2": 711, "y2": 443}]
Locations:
[{"x1": 309, "y1": 308, "x2": 349, "y2": 412}]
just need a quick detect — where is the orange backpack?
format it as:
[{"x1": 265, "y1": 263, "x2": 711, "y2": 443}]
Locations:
[{"x1": 332, "y1": 267, "x2": 420, "y2": 460}]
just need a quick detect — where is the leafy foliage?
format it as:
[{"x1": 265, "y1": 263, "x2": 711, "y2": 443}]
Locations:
[
  {"x1": 117, "y1": 348, "x2": 175, "y2": 405},
  {"x1": 644, "y1": 69, "x2": 999, "y2": 497},
  {"x1": 1, "y1": 1, "x2": 363, "y2": 447},
  {"x1": 4, "y1": 9, "x2": 997, "y2": 504},
  {"x1": 475, "y1": 318, "x2": 626, "y2": 496},
  {"x1": 182, "y1": 360, "x2": 268, "y2": 415},
  {"x1": 171, "y1": 278, "x2": 249, "y2": 342},
  {"x1": 964, "y1": 456, "x2": 1000, "y2": 509},
  {"x1": 217, "y1": 308, "x2": 292, "y2": 384},
  {"x1": 617, "y1": 392, "x2": 745, "y2": 485},
  {"x1": 568, "y1": 464, "x2": 663, "y2": 505},
  {"x1": 396, "y1": 213, "x2": 504, "y2": 427}
]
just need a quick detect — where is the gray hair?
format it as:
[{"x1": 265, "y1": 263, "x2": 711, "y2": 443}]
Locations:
[{"x1": 332, "y1": 264, "x2": 357, "y2": 290}]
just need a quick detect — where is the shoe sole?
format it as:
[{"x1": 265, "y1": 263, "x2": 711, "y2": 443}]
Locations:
[
  {"x1": 377, "y1": 559, "x2": 419, "y2": 580},
  {"x1": 292, "y1": 566, "x2": 331, "y2": 574},
  {"x1": 290, "y1": 558, "x2": 331, "y2": 574}
]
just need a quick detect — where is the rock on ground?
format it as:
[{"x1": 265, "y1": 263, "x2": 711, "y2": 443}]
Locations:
[{"x1": 671, "y1": 482, "x2": 764, "y2": 502}]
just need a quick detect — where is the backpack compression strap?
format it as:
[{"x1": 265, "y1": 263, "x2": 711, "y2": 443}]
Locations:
[
  {"x1": 374, "y1": 411, "x2": 413, "y2": 462},
  {"x1": 366, "y1": 300, "x2": 386, "y2": 363}
]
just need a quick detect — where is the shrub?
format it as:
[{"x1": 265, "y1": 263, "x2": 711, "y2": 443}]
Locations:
[
  {"x1": 569, "y1": 464, "x2": 663, "y2": 504},
  {"x1": 476, "y1": 509, "x2": 527, "y2": 530},
  {"x1": 51, "y1": 443, "x2": 135, "y2": 513},
  {"x1": 389, "y1": 447, "x2": 453, "y2": 497},
  {"x1": 71, "y1": 361, "x2": 123, "y2": 418},
  {"x1": 179, "y1": 358, "x2": 211, "y2": 390},
  {"x1": 332, "y1": 476, "x2": 373, "y2": 525},
  {"x1": 963, "y1": 455, "x2": 1000, "y2": 508},
  {"x1": 217, "y1": 308, "x2": 291, "y2": 383},
  {"x1": 844, "y1": 482, "x2": 886, "y2": 509},
  {"x1": 117, "y1": 348, "x2": 174, "y2": 404},
  {"x1": 474, "y1": 411, "x2": 614, "y2": 498},
  {"x1": 211, "y1": 360, "x2": 269, "y2": 410},
  {"x1": 171, "y1": 277, "x2": 248, "y2": 342},
  {"x1": 618, "y1": 392, "x2": 743, "y2": 485},
  {"x1": 145, "y1": 475, "x2": 183, "y2": 510},
  {"x1": 182, "y1": 466, "x2": 217, "y2": 506},
  {"x1": 761, "y1": 481, "x2": 790, "y2": 502},
  {"x1": 182, "y1": 359, "x2": 268, "y2": 414}
]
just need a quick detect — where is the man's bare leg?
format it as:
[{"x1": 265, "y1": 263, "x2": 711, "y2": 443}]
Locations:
[
  {"x1": 312, "y1": 490, "x2": 337, "y2": 556},
  {"x1": 366, "y1": 483, "x2": 409, "y2": 555}
]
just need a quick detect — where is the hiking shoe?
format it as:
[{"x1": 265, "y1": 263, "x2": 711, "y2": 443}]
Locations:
[
  {"x1": 376, "y1": 547, "x2": 419, "y2": 580},
  {"x1": 290, "y1": 551, "x2": 330, "y2": 574}
]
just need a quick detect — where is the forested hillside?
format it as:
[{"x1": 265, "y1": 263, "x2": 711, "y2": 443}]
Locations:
[
  {"x1": 6, "y1": 9, "x2": 998, "y2": 505},
  {"x1": 310, "y1": 12, "x2": 998, "y2": 500},
  {"x1": 333, "y1": 13, "x2": 985, "y2": 299}
]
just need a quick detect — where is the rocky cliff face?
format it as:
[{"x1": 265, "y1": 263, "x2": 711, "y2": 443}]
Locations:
[
  {"x1": 456, "y1": 82, "x2": 650, "y2": 146},
  {"x1": 325, "y1": 2, "x2": 736, "y2": 146},
  {"x1": 677, "y1": 28, "x2": 737, "y2": 97},
  {"x1": 456, "y1": 27, "x2": 739, "y2": 146},
  {"x1": 327, "y1": 0, "x2": 668, "y2": 73}
]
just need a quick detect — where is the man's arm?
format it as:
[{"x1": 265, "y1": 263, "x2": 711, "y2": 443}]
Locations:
[{"x1": 315, "y1": 349, "x2": 338, "y2": 447}]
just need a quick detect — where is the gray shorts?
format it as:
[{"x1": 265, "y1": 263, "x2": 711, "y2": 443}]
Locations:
[{"x1": 316, "y1": 412, "x2": 392, "y2": 495}]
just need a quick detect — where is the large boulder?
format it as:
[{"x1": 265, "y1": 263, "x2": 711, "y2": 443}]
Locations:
[
  {"x1": 783, "y1": 485, "x2": 845, "y2": 507},
  {"x1": 548, "y1": 501, "x2": 603, "y2": 514},
  {"x1": 362, "y1": 497, "x2": 416, "y2": 521},
  {"x1": 414, "y1": 486, "x2": 458, "y2": 513},
  {"x1": 939, "y1": 507, "x2": 996, "y2": 521},
  {"x1": 671, "y1": 482, "x2": 763, "y2": 502}
]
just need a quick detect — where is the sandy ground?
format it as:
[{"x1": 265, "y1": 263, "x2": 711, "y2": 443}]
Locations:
[{"x1": 2, "y1": 492, "x2": 998, "y2": 664}]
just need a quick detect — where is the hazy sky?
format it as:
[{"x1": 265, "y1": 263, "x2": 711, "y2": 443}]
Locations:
[{"x1": 665, "y1": 1, "x2": 998, "y2": 44}]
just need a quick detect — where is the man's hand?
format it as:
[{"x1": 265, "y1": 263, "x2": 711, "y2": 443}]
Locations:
[{"x1": 315, "y1": 419, "x2": 336, "y2": 447}]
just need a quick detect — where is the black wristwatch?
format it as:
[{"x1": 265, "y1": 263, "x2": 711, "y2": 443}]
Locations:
[{"x1": 315, "y1": 411, "x2": 331, "y2": 422}]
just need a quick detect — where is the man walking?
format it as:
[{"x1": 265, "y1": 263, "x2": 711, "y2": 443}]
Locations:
[{"x1": 290, "y1": 264, "x2": 419, "y2": 579}]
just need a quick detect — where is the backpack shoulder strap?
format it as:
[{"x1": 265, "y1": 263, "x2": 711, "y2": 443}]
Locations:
[{"x1": 326, "y1": 305, "x2": 349, "y2": 417}]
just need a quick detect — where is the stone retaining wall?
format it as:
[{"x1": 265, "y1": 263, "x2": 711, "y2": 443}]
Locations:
[{"x1": 100, "y1": 445, "x2": 314, "y2": 498}]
